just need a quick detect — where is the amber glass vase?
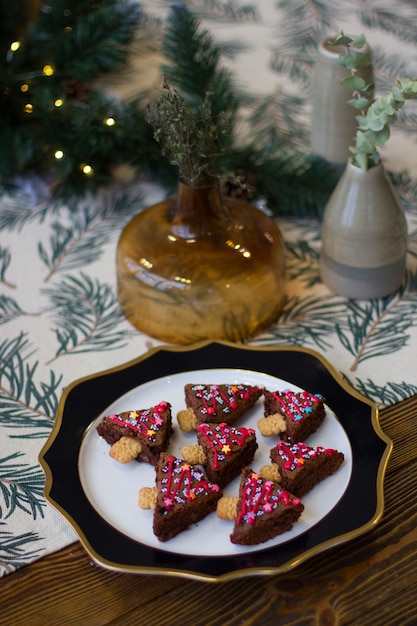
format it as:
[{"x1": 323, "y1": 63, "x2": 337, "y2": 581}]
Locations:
[{"x1": 117, "y1": 180, "x2": 285, "y2": 344}]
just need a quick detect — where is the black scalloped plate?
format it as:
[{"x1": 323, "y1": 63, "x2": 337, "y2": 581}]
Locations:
[{"x1": 39, "y1": 341, "x2": 392, "y2": 581}]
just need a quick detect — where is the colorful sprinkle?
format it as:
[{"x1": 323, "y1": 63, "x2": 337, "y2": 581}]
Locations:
[
  {"x1": 191, "y1": 384, "x2": 262, "y2": 418},
  {"x1": 160, "y1": 456, "x2": 220, "y2": 512},
  {"x1": 197, "y1": 422, "x2": 256, "y2": 470},
  {"x1": 108, "y1": 401, "x2": 170, "y2": 442},
  {"x1": 274, "y1": 441, "x2": 335, "y2": 471},
  {"x1": 236, "y1": 472, "x2": 298, "y2": 526},
  {"x1": 271, "y1": 390, "x2": 323, "y2": 423}
]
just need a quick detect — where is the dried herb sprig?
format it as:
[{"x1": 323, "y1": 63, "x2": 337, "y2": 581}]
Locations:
[{"x1": 146, "y1": 81, "x2": 231, "y2": 186}]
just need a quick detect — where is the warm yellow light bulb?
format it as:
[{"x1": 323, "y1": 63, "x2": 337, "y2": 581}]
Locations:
[
  {"x1": 24, "y1": 104, "x2": 33, "y2": 113},
  {"x1": 54, "y1": 99, "x2": 63, "y2": 107},
  {"x1": 81, "y1": 164, "x2": 93, "y2": 176},
  {"x1": 43, "y1": 65, "x2": 54, "y2": 76},
  {"x1": 54, "y1": 150, "x2": 64, "y2": 160},
  {"x1": 21, "y1": 84, "x2": 29, "y2": 92},
  {"x1": 104, "y1": 117, "x2": 115, "y2": 126},
  {"x1": 10, "y1": 41, "x2": 21, "y2": 52}
]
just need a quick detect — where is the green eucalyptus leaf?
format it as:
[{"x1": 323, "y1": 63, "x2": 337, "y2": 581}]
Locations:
[
  {"x1": 384, "y1": 103, "x2": 397, "y2": 116},
  {"x1": 347, "y1": 96, "x2": 371, "y2": 111},
  {"x1": 337, "y1": 53, "x2": 353, "y2": 69},
  {"x1": 356, "y1": 116, "x2": 369, "y2": 129},
  {"x1": 337, "y1": 51, "x2": 369, "y2": 70},
  {"x1": 353, "y1": 152, "x2": 369, "y2": 170},
  {"x1": 373, "y1": 126, "x2": 391, "y2": 147},
  {"x1": 401, "y1": 78, "x2": 417, "y2": 96},
  {"x1": 355, "y1": 129, "x2": 377, "y2": 152},
  {"x1": 371, "y1": 96, "x2": 390, "y2": 112},
  {"x1": 341, "y1": 75, "x2": 366, "y2": 90},
  {"x1": 384, "y1": 112, "x2": 398, "y2": 125},
  {"x1": 329, "y1": 34, "x2": 353, "y2": 46},
  {"x1": 336, "y1": 33, "x2": 417, "y2": 169},
  {"x1": 366, "y1": 110, "x2": 386, "y2": 131},
  {"x1": 391, "y1": 85, "x2": 406, "y2": 103},
  {"x1": 399, "y1": 78, "x2": 414, "y2": 91},
  {"x1": 348, "y1": 50, "x2": 371, "y2": 69},
  {"x1": 350, "y1": 34, "x2": 366, "y2": 49}
]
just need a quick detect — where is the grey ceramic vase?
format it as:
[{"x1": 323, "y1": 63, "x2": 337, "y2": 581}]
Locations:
[
  {"x1": 311, "y1": 38, "x2": 374, "y2": 168},
  {"x1": 320, "y1": 161, "x2": 408, "y2": 299}
]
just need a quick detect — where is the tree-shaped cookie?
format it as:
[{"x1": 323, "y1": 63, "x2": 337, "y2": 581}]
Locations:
[
  {"x1": 182, "y1": 422, "x2": 258, "y2": 488},
  {"x1": 96, "y1": 401, "x2": 173, "y2": 466},
  {"x1": 139, "y1": 454, "x2": 222, "y2": 542},
  {"x1": 178, "y1": 383, "x2": 263, "y2": 430}
]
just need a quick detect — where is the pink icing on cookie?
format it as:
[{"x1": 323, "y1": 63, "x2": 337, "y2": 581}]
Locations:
[
  {"x1": 271, "y1": 390, "x2": 323, "y2": 422},
  {"x1": 237, "y1": 472, "x2": 300, "y2": 525},
  {"x1": 108, "y1": 401, "x2": 169, "y2": 441},
  {"x1": 197, "y1": 423, "x2": 255, "y2": 469}
]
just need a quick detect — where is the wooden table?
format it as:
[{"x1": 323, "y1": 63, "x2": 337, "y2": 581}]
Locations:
[{"x1": 3, "y1": 395, "x2": 416, "y2": 626}]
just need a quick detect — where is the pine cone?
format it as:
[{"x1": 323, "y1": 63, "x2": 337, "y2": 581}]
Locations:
[{"x1": 222, "y1": 170, "x2": 256, "y2": 201}]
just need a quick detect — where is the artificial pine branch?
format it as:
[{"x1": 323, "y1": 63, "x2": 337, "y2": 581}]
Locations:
[
  {"x1": 217, "y1": 143, "x2": 339, "y2": 218},
  {"x1": 0, "y1": 0, "x2": 149, "y2": 195},
  {"x1": 0, "y1": 1, "x2": 338, "y2": 215},
  {"x1": 161, "y1": 2, "x2": 246, "y2": 122},
  {"x1": 159, "y1": 3, "x2": 338, "y2": 217}
]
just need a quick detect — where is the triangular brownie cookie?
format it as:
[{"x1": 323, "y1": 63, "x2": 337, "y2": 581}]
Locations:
[
  {"x1": 153, "y1": 454, "x2": 222, "y2": 542},
  {"x1": 197, "y1": 422, "x2": 258, "y2": 488},
  {"x1": 230, "y1": 467, "x2": 304, "y2": 545},
  {"x1": 270, "y1": 441, "x2": 345, "y2": 497},
  {"x1": 185, "y1": 383, "x2": 263, "y2": 425},
  {"x1": 263, "y1": 389, "x2": 326, "y2": 442},
  {"x1": 96, "y1": 401, "x2": 173, "y2": 466}
]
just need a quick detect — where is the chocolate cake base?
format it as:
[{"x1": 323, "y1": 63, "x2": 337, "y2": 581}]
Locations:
[
  {"x1": 96, "y1": 401, "x2": 173, "y2": 466},
  {"x1": 270, "y1": 441, "x2": 345, "y2": 497},
  {"x1": 264, "y1": 390, "x2": 326, "y2": 442},
  {"x1": 197, "y1": 423, "x2": 258, "y2": 488},
  {"x1": 153, "y1": 454, "x2": 222, "y2": 542},
  {"x1": 185, "y1": 383, "x2": 263, "y2": 425},
  {"x1": 230, "y1": 467, "x2": 304, "y2": 545}
]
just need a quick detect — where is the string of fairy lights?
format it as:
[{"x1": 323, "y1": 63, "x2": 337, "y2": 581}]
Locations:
[
  {"x1": 1, "y1": 1, "x2": 145, "y2": 193},
  {"x1": 2, "y1": 1, "x2": 337, "y2": 210},
  {"x1": 7, "y1": 37, "x2": 121, "y2": 179}
]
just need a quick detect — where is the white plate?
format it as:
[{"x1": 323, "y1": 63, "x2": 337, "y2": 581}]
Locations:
[{"x1": 78, "y1": 368, "x2": 352, "y2": 557}]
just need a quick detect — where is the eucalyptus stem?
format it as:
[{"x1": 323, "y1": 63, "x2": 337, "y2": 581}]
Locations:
[{"x1": 332, "y1": 32, "x2": 417, "y2": 170}]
